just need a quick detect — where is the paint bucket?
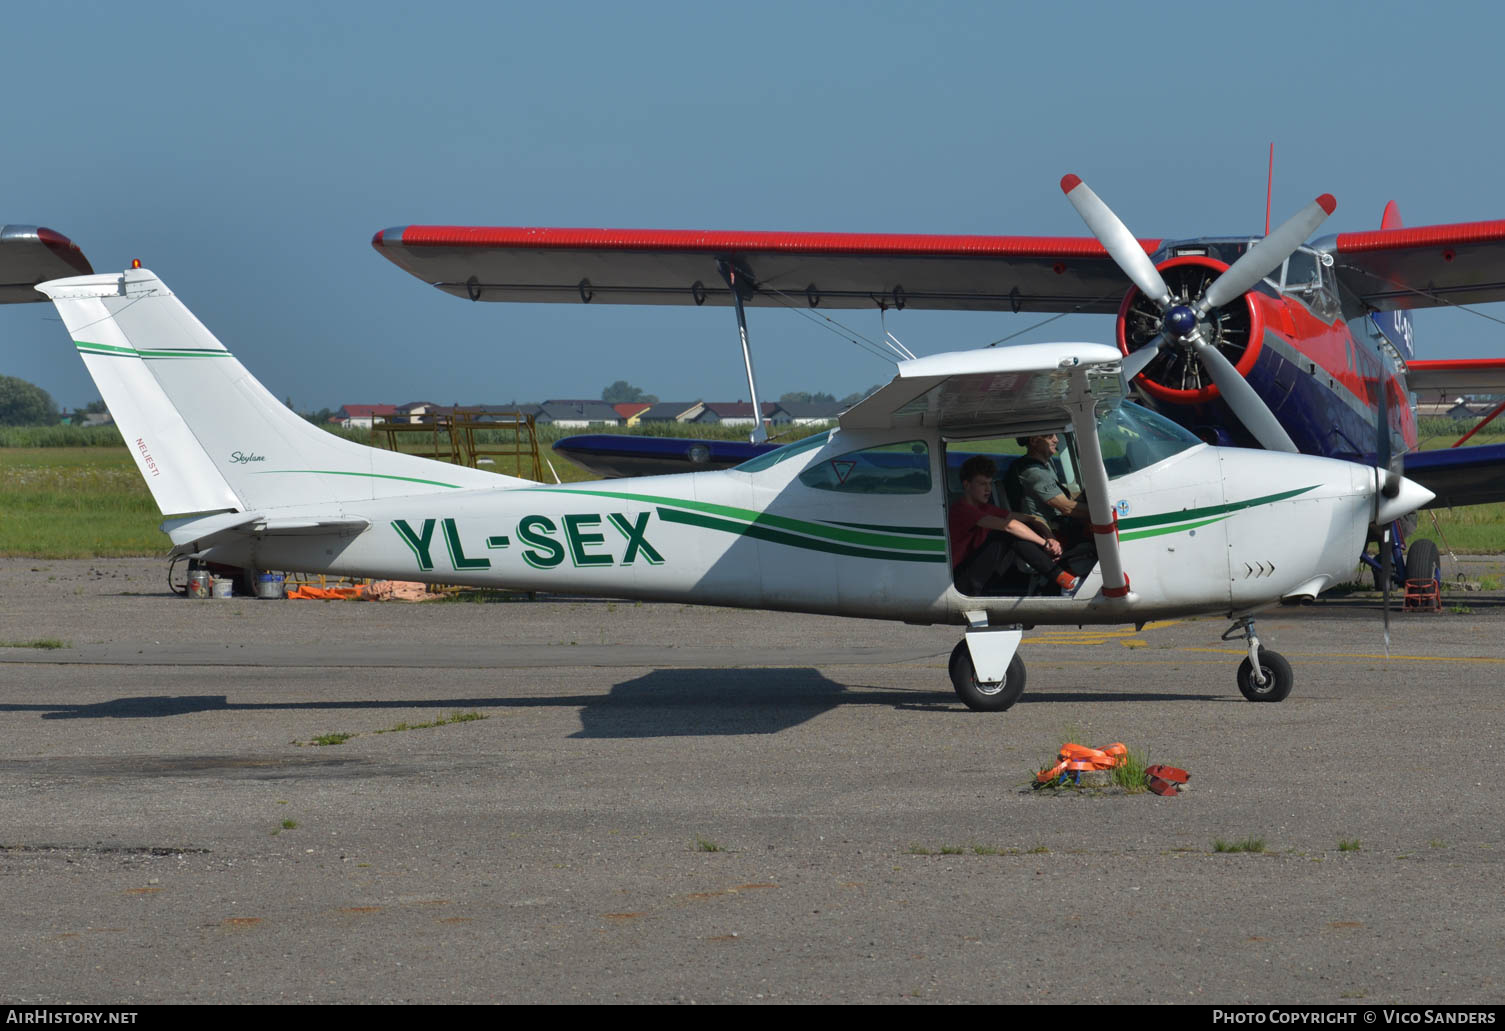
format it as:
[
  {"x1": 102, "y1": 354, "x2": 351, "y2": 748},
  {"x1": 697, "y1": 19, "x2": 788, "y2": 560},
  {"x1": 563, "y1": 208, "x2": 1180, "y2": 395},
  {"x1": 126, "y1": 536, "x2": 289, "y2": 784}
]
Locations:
[
  {"x1": 211, "y1": 577, "x2": 234, "y2": 599},
  {"x1": 188, "y1": 569, "x2": 212, "y2": 599},
  {"x1": 255, "y1": 573, "x2": 285, "y2": 599}
]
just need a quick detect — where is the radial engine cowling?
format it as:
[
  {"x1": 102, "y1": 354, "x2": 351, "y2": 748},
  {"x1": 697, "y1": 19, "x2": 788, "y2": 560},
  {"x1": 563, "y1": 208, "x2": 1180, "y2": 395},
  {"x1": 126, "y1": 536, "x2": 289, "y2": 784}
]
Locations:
[{"x1": 1116, "y1": 255, "x2": 1266, "y2": 406}]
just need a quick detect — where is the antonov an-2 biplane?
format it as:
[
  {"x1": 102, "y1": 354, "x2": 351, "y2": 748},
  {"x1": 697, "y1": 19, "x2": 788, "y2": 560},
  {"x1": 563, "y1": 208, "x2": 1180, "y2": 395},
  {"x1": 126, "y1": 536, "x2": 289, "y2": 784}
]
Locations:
[
  {"x1": 369, "y1": 175, "x2": 1505, "y2": 594},
  {"x1": 37, "y1": 265, "x2": 1431, "y2": 709}
]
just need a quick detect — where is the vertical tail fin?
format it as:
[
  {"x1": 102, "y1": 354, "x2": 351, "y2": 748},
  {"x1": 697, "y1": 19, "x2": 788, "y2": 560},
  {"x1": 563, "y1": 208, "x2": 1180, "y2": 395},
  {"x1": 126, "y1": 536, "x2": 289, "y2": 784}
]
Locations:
[{"x1": 37, "y1": 267, "x2": 525, "y2": 518}]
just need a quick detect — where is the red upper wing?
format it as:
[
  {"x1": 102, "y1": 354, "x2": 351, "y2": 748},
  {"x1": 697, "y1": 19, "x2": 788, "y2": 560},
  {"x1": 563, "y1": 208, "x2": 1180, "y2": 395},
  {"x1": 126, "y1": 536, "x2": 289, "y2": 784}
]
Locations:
[
  {"x1": 1406, "y1": 358, "x2": 1505, "y2": 396},
  {"x1": 371, "y1": 226, "x2": 1158, "y2": 315},
  {"x1": 1332, "y1": 219, "x2": 1505, "y2": 311},
  {"x1": 0, "y1": 225, "x2": 92, "y2": 303}
]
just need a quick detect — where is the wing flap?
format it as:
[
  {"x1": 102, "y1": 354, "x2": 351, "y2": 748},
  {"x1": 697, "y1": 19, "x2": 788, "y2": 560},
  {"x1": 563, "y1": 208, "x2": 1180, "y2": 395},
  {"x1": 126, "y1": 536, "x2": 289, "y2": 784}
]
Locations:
[{"x1": 372, "y1": 226, "x2": 1153, "y2": 314}]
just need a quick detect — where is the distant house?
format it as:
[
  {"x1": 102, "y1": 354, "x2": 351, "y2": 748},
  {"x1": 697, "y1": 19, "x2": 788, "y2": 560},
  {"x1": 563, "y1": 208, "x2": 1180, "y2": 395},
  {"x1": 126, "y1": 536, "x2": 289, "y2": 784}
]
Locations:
[
  {"x1": 338, "y1": 404, "x2": 397, "y2": 429},
  {"x1": 613, "y1": 402, "x2": 653, "y2": 424},
  {"x1": 635, "y1": 401, "x2": 699, "y2": 423},
  {"x1": 682, "y1": 401, "x2": 791, "y2": 430},
  {"x1": 538, "y1": 400, "x2": 623, "y2": 428},
  {"x1": 396, "y1": 401, "x2": 441, "y2": 424}
]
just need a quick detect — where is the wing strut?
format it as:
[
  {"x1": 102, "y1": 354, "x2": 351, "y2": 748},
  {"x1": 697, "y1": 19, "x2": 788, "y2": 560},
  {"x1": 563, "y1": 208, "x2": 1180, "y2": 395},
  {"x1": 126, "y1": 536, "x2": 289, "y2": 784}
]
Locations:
[
  {"x1": 717, "y1": 259, "x2": 769, "y2": 444},
  {"x1": 1068, "y1": 392, "x2": 1133, "y2": 601}
]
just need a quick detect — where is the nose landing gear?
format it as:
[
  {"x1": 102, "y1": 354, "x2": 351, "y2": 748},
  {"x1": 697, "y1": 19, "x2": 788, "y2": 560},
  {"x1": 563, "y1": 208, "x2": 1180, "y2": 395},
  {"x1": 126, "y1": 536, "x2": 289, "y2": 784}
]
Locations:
[{"x1": 1224, "y1": 616, "x2": 1293, "y2": 702}]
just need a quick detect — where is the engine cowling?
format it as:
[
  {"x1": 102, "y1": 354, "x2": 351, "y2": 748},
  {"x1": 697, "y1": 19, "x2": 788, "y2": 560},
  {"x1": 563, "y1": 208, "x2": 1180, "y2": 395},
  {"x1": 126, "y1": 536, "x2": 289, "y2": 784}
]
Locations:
[{"x1": 1116, "y1": 255, "x2": 1266, "y2": 406}]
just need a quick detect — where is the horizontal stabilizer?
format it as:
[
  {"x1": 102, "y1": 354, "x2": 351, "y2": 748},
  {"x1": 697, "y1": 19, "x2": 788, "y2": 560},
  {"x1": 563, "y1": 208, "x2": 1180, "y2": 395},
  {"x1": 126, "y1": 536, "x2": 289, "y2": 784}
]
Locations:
[{"x1": 164, "y1": 511, "x2": 372, "y2": 556}]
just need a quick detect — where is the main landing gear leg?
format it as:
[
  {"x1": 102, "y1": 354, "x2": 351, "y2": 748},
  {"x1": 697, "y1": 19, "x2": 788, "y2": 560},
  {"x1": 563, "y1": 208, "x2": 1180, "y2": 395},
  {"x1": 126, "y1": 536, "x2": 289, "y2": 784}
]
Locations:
[
  {"x1": 949, "y1": 613, "x2": 1027, "y2": 712},
  {"x1": 1223, "y1": 616, "x2": 1293, "y2": 703}
]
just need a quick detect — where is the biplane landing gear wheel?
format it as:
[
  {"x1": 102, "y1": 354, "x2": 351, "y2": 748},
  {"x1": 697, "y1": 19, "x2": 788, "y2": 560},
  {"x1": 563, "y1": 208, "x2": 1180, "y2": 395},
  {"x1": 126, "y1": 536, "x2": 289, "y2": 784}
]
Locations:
[
  {"x1": 1236, "y1": 648, "x2": 1293, "y2": 703},
  {"x1": 949, "y1": 640, "x2": 1026, "y2": 712}
]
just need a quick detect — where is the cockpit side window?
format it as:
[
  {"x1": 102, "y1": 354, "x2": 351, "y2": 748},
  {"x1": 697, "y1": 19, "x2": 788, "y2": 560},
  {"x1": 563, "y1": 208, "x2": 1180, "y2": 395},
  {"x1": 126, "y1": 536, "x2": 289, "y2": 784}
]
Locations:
[{"x1": 798, "y1": 440, "x2": 931, "y2": 494}]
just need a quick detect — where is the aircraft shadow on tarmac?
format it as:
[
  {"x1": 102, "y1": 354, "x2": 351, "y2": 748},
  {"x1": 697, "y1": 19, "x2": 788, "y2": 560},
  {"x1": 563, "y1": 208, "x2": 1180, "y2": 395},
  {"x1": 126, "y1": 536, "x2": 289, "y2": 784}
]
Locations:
[{"x1": 6, "y1": 667, "x2": 1222, "y2": 733}]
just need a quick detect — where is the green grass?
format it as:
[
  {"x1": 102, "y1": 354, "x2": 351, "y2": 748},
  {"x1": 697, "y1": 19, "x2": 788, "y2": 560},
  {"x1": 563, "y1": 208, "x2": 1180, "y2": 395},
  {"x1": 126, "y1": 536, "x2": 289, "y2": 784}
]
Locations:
[
  {"x1": 1338, "y1": 838, "x2": 1362, "y2": 852},
  {"x1": 693, "y1": 836, "x2": 726, "y2": 853},
  {"x1": 374, "y1": 711, "x2": 487, "y2": 734},
  {"x1": 0, "y1": 638, "x2": 68, "y2": 649},
  {"x1": 1108, "y1": 748, "x2": 1152, "y2": 794},
  {"x1": 280, "y1": 819, "x2": 298, "y2": 830},
  {"x1": 0, "y1": 425, "x2": 125, "y2": 447},
  {"x1": 0, "y1": 448, "x2": 163, "y2": 556},
  {"x1": 310, "y1": 732, "x2": 353, "y2": 746},
  {"x1": 1213, "y1": 836, "x2": 1267, "y2": 854}
]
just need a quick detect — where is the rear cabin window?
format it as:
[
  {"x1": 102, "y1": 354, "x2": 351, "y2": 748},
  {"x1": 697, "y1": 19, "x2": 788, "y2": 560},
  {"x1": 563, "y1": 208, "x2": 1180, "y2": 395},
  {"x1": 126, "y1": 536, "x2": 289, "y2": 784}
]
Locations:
[{"x1": 798, "y1": 441, "x2": 931, "y2": 495}]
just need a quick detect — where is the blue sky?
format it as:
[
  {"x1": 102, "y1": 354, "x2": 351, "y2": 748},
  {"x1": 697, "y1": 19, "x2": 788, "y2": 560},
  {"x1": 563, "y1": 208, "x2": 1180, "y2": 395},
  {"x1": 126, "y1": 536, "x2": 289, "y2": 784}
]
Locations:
[{"x1": 5, "y1": 0, "x2": 1504, "y2": 411}]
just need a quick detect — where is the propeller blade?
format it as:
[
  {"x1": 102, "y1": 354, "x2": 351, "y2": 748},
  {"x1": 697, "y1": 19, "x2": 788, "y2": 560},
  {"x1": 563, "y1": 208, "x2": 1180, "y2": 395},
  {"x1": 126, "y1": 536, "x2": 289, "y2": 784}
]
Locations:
[
  {"x1": 1377, "y1": 378, "x2": 1402, "y2": 499},
  {"x1": 1380, "y1": 523, "x2": 1392, "y2": 654},
  {"x1": 1121, "y1": 332, "x2": 1170, "y2": 381},
  {"x1": 1060, "y1": 174, "x2": 1172, "y2": 309},
  {"x1": 1199, "y1": 194, "x2": 1337, "y2": 313},
  {"x1": 1190, "y1": 335, "x2": 1299, "y2": 452}
]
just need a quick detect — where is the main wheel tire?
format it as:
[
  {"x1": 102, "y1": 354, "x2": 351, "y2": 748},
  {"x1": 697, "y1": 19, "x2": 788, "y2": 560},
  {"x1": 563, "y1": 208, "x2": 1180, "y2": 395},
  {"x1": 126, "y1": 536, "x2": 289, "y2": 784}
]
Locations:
[
  {"x1": 949, "y1": 639, "x2": 1026, "y2": 712},
  {"x1": 1405, "y1": 538, "x2": 1442, "y2": 586},
  {"x1": 1236, "y1": 647, "x2": 1293, "y2": 703}
]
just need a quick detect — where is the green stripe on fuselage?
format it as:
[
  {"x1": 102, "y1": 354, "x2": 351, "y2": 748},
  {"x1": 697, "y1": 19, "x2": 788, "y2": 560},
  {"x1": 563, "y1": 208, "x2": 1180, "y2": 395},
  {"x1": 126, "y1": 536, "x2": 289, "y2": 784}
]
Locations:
[
  {"x1": 656, "y1": 508, "x2": 947, "y2": 563},
  {"x1": 1116, "y1": 485, "x2": 1319, "y2": 531},
  {"x1": 530, "y1": 487, "x2": 945, "y2": 554}
]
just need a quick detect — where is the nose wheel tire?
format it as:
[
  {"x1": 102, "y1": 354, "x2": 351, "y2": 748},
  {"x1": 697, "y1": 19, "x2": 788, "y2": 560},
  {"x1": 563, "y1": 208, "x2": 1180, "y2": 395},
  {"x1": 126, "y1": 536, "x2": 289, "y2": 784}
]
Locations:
[
  {"x1": 949, "y1": 640, "x2": 1027, "y2": 712},
  {"x1": 1236, "y1": 647, "x2": 1293, "y2": 703},
  {"x1": 1405, "y1": 538, "x2": 1442, "y2": 587}
]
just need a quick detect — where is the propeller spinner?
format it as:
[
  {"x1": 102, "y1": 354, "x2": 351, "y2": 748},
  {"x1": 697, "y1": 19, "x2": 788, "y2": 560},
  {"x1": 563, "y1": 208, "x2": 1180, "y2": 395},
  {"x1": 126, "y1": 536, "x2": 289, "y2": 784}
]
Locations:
[{"x1": 1060, "y1": 175, "x2": 1335, "y2": 454}]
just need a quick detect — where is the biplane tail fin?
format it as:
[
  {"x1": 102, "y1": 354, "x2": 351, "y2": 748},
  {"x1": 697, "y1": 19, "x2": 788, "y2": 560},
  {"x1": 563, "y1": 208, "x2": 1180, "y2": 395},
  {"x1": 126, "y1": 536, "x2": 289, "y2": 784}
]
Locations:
[{"x1": 36, "y1": 267, "x2": 524, "y2": 519}]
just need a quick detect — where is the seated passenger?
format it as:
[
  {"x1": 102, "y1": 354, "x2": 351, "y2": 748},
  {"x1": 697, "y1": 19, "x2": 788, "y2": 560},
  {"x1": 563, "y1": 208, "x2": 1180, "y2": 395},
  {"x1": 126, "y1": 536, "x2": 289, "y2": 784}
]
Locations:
[
  {"x1": 1002, "y1": 433, "x2": 1091, "y2": 534},
  {"x1": 950, "y1": 455, "x2": 1081, "y2": 596}
]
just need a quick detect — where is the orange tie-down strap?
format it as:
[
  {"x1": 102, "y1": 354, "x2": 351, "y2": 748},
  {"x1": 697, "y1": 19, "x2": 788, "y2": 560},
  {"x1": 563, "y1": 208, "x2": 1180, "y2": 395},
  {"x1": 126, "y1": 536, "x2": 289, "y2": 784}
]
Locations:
[
  {"x1": 1035, "y1": 745, "x2": 1192, "y2": 795},
  {"x1": 1036, "y1": 742, "x2": 1127, "y2": 784},
  {"x1": 287, "y1": 585, "x2": 367, "y2": 600}
]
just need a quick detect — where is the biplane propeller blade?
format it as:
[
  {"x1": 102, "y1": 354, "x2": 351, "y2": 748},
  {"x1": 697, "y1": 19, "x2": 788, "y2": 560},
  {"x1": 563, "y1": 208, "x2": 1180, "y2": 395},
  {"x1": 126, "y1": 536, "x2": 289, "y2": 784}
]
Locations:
[{"x1": 1060, "y1": 174, "x2": 1336, "y2": 454}]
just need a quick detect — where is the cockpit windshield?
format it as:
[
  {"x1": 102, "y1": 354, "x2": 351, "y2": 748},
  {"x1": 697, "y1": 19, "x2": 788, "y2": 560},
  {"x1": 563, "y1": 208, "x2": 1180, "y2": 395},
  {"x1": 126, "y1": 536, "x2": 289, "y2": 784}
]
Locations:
[
  {"x1": 733, "y1": 430, "x2": 830, "y2": 473},
  {"x1": 1097, "y1": 401, "x2": 1203, "y2": 479}
]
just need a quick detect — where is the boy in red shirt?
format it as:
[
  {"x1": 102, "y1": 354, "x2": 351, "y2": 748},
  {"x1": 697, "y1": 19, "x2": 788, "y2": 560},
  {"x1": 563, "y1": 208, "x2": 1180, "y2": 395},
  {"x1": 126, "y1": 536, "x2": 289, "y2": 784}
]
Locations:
[{"x1": 950, "y1": 455, "x2": 1081, "y2": 596}]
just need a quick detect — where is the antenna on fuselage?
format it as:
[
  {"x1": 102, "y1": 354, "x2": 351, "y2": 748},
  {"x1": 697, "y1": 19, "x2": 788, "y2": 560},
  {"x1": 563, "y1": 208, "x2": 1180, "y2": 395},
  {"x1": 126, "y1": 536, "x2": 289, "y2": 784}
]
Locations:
[{"x1": 1265, "y1": 143, "x2": 1274, "y2": 237}]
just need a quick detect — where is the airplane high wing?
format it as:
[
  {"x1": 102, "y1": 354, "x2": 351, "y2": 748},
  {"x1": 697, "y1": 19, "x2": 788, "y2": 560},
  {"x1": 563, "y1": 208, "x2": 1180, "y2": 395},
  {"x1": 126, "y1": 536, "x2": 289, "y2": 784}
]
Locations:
[
  {"x1": 371, "y1": 226, "x2": 1150, "y2": 314},
  {"x1": 0, "y1": 225, "x2": 92, "y2": 303},
  {"x1": 372, "y1": 218, "x2": 1505, "y2": 316},
  {"x1": 1323, "y1": 217, "x2": 1505, "y2": 311}
]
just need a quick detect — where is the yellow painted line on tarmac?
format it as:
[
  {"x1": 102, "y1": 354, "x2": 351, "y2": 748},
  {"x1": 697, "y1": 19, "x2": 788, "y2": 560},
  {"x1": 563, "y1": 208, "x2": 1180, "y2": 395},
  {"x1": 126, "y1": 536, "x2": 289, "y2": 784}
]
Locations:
[
  {"x1": 1185, "y1": 647, "x2": 1505, "y2": 664},
  {"x1": 1024, "y1": 620, "x2": 1182, "y2": 646}
]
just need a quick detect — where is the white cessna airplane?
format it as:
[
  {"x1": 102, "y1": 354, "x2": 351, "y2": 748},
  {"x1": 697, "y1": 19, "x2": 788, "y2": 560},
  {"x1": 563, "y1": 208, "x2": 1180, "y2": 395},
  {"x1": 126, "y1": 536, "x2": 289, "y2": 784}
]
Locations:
[{"x1": 37, "y1": 266, "x2": 1431, "y2": 710}]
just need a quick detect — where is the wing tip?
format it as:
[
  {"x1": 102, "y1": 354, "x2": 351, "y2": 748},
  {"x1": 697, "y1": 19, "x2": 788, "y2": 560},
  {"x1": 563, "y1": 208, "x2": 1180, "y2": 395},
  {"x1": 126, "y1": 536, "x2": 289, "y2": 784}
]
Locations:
[
  {"x1": 1060, "y1": 174, "x2": 1083, "y2": 194},
  {"x1": 1317, "y1": 194, "x2": 1337, "y2": 216}
]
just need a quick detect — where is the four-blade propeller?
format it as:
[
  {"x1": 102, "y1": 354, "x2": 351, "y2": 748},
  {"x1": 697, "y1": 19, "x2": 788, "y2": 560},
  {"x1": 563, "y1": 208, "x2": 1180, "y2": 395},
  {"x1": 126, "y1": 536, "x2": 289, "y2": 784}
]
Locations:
[{"x1": 1060, "y1": 174, "x2": 1336, "y2": 454}]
